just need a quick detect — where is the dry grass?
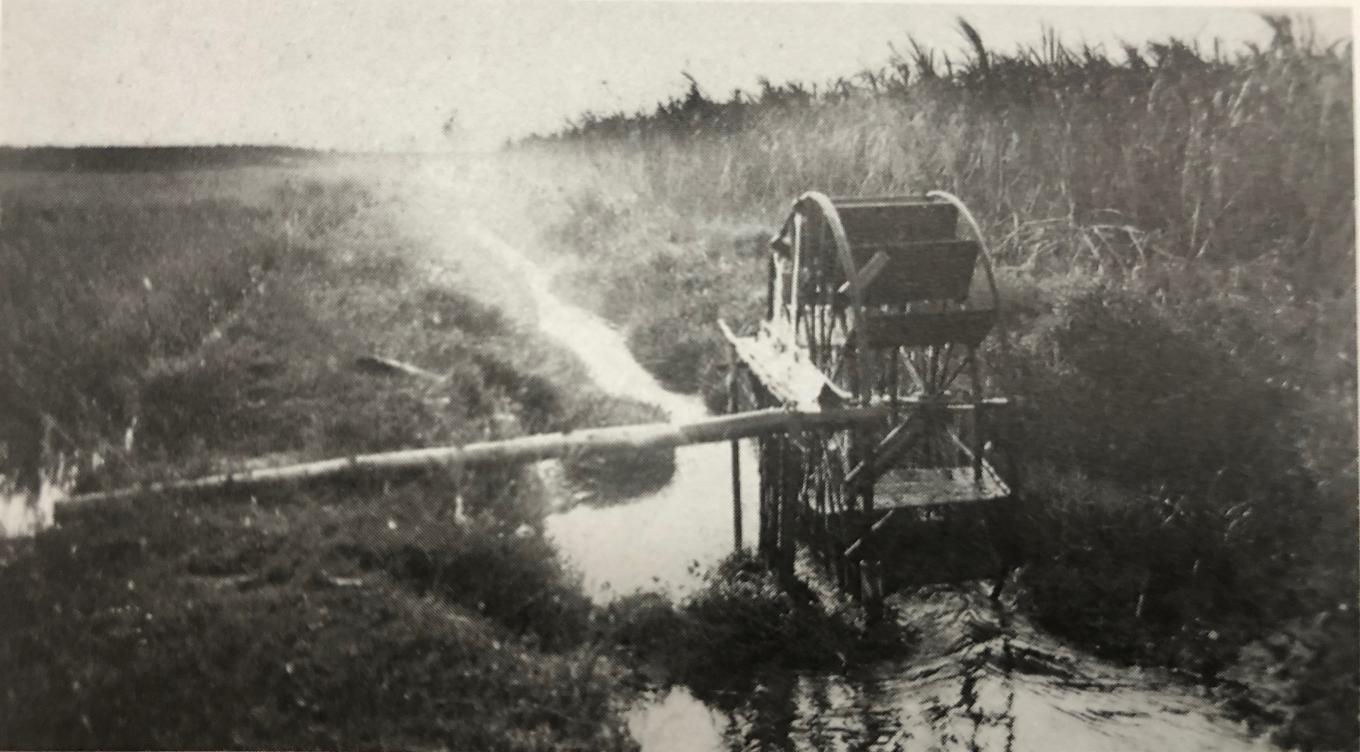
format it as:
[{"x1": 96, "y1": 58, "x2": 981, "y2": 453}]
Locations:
[
  {"x1": 511, "y1": 19, "x2": 1356, "y2": 749},
  {"x1": 0, "y1": 160, "x2": 662, "y2": 750}
]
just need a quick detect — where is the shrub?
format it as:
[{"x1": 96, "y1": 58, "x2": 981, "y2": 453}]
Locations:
[
  {"x1": 605, "y1": 554, "x2": 908, "y2": 696},
  {"x1": 511, "y1": 18, "x2": 1355, "y2": 747},
  {"x1": 0, "y1": 164, "x2": 676, "y2": 749}
]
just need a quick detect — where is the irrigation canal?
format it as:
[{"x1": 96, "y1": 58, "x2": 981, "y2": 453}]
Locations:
[{"x1": 417, "y1": 163, "x2": 1275, "y2": 752}]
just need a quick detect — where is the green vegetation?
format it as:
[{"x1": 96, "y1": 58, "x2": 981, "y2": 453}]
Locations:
[
  {"x1": 513, "y1": 18, "x2": 1356, "y2": 749},
  {"x1": 0, "y1": 165, "x2": 668, "y2": 749}
]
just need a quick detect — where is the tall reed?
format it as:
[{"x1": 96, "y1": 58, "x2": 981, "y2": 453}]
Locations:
[{"x1": 515, "y1": 19, "x2": 1357, "y2": 748}]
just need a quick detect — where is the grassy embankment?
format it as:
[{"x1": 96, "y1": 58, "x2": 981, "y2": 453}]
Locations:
[
  {"x1": 509, "y1": 21, "x2": 1357, "y2": 750},
  {"x1": 0, "y1": 158, "x2": 680, "y2": 749}
]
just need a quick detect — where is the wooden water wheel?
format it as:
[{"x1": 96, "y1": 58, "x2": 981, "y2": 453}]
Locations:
[{"x1": 734, "y1": 190, "x2": 1016, "y2": 615}]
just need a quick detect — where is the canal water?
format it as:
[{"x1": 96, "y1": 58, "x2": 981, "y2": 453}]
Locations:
[{"x1": 426, "y1": 162, "x2": 1273, "y2": 752}]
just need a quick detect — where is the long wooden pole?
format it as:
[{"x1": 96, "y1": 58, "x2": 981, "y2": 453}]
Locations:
[{"x1": 60, "y1": 405, "x2": 891, "y2": 514}]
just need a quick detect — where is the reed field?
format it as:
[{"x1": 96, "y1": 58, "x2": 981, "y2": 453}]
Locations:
[{"x1": 512, "y1": 20, "x2": 1357, "y2": 749}]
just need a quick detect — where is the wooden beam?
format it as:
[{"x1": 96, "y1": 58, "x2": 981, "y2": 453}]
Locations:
[
  {"x1": 890, "y1": 396, "x2": 1009, "y2": 410},
  {"x1": 758, "y1": 436, "x2": 776, "y2": 562},
  {"x1": 778, "y1": 435, "x2": 797, "y2": 581},
  {"x1": 845, "y1": 509, "x2": 897, "y2": 558},
  {"x1": 836, "y1": 250, "x2": 890, "y2": 295},
  {"x1": 60, "y1": 405, "x2": 893, "y2": 513},
  {"x1": 844, "y1": 412, "x2": 925, "y2": 488},
  {"x1": 727, "y1": 344, "x2": 744, "y2": 552}
]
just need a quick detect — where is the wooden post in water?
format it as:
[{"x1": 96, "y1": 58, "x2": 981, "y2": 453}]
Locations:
[
  {"x1": 727, "y1": 346, "x2": 743, "y2": 553},
  {"x1": 969, "y1": 347, "x2": 985, "y2": 483},
  {"x1": 778, "y1": 435, "x2": 797, "y2": 581},
  {"x1": 757, "y1": 436, "x2": 776, "y2": 564}
]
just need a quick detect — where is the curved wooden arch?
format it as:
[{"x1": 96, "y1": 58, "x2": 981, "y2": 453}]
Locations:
[
  {"x1": 793, "y1": 191, "x2": 859, "y2": 298},
  {"x1": 926, "y1": 189, "x2": 1002, "y2": 315},
  {"x1": 792, "y1": 191, "x2": 872, "y2": 400}
]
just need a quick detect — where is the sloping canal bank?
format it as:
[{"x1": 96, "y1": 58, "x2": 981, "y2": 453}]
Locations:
[
  {"x1": 0, "y1": 160, "x2": 665, "y2": 750},
  {"x1": 429, "y1": 158, "x2": 1287, "y2": 751}
]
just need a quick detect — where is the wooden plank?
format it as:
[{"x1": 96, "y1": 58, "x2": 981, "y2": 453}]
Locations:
[
  {"x1": 872, "y1": 463, "x2": 1011, "y2": 508},
  {"x1": 717, "y1": 320, "x2": 849, "y2": 409},
  {"x1": 60, "y1": 404, "x2": 893, "y2": 513},
  {"x1": 860, "y1": 309, "x2": 996, "y2": 349},
  {"x1": 835, "y1": 201, "x2": 958, "y2": 245},
  {"x1": 853, "y1": 240, "x2": 980, "y2": 304},
  {"x1": 891, "y1": 396, "x2": 1009, "y2": 409}
]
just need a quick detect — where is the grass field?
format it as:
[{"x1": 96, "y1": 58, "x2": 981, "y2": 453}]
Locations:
[
  {"x1": 506, "y1": 20, "x2": 1357, "y2": 750},
  {"x1": 0, "y1": 159, "x2": 680, "y2": 749},
  {"x1": 0, "y1": 153, "x2": 912, "y2": 750}
]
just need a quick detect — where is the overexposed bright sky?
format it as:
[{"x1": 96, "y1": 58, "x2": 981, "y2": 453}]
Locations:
[{"x1": 0, "y1": 1, "x2": 1352, "y2": 151}]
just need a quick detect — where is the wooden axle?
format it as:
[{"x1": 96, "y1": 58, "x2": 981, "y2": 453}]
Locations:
[{"x1": 60, "y1": 405, "x2": 893, "y2": 514}]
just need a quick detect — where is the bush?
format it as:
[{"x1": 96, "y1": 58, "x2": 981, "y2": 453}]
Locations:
[
  {"x1": 0, "y1": 181, "x2": 343, "y2": 486},
  {"x1": 605, "y1": 554, "x2": 908, "y2": 695},
  {"x1": 0, "y1": 164, "x2": 679, "y2": 749}
]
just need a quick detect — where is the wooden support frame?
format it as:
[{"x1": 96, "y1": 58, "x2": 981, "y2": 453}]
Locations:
[
  {"x1": 778, "y1": 434, "x2": 797, "y2": 581},
  {"x1": 727, "y1": 343, "x2": 745, "y2": 552},
  {"x1": 745, "y1": 190, "x2": 1017, "y2": 606}
]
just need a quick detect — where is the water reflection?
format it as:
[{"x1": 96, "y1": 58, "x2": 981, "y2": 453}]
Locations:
[
  {"x1": 457, "y1": 216, "x2": 760, "y2": 599},
  {"x1": 545, "y1": 439, "x2": 760, "y2": 598},
  {"x1": 627, "y1": 687, "x2": 728, "y2": 752},
  {"x1": 627, "y1": 586, "x2": 1271, "y2": 751}
]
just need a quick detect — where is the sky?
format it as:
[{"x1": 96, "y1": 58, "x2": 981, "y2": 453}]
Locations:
[{"x1": 0, "y1": 1, "x2": 1353, "y2": 151}]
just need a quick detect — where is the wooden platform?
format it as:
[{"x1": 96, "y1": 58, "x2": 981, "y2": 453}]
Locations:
[{"x1": 874, "y1": 462, "x2": 1010, "y2": 508}]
